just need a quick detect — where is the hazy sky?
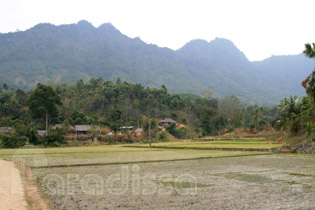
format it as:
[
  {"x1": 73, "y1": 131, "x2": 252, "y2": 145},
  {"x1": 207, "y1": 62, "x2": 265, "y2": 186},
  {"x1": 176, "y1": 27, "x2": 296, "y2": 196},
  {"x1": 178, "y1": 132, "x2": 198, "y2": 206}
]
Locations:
[{"x1": 0, "y1": 0, "x2": 314, "y2": 61}]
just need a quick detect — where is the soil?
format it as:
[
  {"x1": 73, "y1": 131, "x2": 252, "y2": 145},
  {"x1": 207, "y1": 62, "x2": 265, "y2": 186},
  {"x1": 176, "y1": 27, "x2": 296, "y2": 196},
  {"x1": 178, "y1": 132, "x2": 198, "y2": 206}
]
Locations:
[
  {"x1": 0, "y1": 159, "x2": 27, "y2": 210},
  {"x1": 0, "y1": 159, "x2": 51, "y2": 210},
  {"x1": 22, "y1": 163, "x2": 52, "y2": 210},
  {"x1": 36, "y1": 155, "x2": 315, "y2": 210}
]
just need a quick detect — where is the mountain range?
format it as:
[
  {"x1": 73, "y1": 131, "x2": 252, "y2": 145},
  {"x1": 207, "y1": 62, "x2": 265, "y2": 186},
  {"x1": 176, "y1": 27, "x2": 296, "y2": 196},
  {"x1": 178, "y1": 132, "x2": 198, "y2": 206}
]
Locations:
[{"x1": 0, "y1": 20, "x2": 314, "y2": 105}]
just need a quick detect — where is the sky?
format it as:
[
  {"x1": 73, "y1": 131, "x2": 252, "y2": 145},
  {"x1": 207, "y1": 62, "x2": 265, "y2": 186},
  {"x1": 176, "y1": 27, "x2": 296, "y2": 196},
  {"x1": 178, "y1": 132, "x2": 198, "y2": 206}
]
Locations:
[{"x1": 0, "y1": 0, "x2": 314, "y2": 61}]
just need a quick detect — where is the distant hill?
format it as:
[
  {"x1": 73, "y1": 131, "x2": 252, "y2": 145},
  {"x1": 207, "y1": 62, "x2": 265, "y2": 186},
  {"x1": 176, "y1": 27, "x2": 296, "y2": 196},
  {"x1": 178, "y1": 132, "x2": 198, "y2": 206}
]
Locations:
[{"x1": 0, "y1": 20, "x2": 314, "y2": 105}]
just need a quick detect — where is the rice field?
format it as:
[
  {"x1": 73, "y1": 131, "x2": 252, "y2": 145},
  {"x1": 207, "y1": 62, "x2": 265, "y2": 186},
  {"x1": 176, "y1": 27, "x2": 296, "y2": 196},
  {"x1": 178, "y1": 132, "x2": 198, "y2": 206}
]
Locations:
[
  {"x1": 34, "y1": 154, "x2": 315, "y2": 210},
  {"x1": 1, "y1": 139, "x2": 314, "y2": 209},
  {"x1": 126, "y1": 140, "x2": 283, "y2": 149},
  {"x1": 0, "y1": 145, "x2": 268, "y2": 167}
]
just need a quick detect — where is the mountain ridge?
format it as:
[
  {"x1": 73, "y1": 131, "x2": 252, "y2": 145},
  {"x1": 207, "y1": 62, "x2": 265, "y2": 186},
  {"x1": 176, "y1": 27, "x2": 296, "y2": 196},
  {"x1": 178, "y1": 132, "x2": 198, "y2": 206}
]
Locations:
[{"x1": 0, "y1": 20, "x2": 314, "y2": 105}]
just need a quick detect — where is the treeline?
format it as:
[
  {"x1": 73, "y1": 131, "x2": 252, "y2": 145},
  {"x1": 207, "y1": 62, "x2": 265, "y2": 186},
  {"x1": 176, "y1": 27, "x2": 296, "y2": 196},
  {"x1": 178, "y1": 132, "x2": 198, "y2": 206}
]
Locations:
[
  {"x1": 276, "y1": 43, "x2": 315, "y2": 144},
  {"x1": 0, "y1": 77, "x2": 279, "y2": 148}
]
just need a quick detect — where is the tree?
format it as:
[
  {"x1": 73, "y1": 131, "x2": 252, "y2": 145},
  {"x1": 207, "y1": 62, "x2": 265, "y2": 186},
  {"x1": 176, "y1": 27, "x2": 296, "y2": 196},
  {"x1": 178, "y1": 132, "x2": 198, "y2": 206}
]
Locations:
[
  {"x1": 108, "y1": 109, "x2": 123, "y2": 141},
  {"x1": 2, "y1": 83, "x2": 8, "y2": 90},
  {"x1": 251, "y1": 107, "x2": 263, "y2": 131},
  {"x1": 202, "y1": 87, "x2": 212, "y2": 100},
  {"x1": 218, "y1": 96, "x2": 241, "y2": 128},
  {"x1": 303, "y1": 43, "x2": 315, "y2": 58},
  {"x1": 28, "y1": 83, "x2": 62, "y2": 135},
  {"x1": 302, "y1": 43, "x2": 315, "y2": 99}
]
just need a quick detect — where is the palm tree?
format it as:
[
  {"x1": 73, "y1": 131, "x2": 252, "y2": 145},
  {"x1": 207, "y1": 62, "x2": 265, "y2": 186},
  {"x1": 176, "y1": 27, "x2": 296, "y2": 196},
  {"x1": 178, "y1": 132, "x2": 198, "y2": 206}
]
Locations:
[
  {"x1": 304, "y1": 43, "x2": 315, "y2": 58},
  {"x1": 303, "y1": 43, "x2": 315, "y2": 99}
]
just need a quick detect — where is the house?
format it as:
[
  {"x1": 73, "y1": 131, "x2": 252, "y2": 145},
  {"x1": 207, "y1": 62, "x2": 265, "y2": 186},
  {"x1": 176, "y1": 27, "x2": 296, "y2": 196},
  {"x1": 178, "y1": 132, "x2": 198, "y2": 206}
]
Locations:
[
  {"x1": 37, "y1": 130, "x2": 47, "y2": 137},
  {"x1": 51, "y1": 124, "x2": 63, "y2": 130},
  {"x1": 74, "y1": 125, "x2": 101, "y2": 135},
  {"x1": 0, "y1": 127, "x2": 13, "y2": 134},
  {"x1": 135, "y1": 128, "x2": 143, "y2": 134},
  {"x1": 51, "y1": 124, "x2": 74, "y2": 132},
  {"x1": 119, "y1": 126, "x2": 134, "y2": 133},
  {"x1": 158, "y1": 118, "x2": 177, "y2": 128},
  {"x1": 177, "y1": 123, "x2": 186, "y2": 128},
  {"x1": 99, "y1": 127, "x2": 114, "y2": 135}
]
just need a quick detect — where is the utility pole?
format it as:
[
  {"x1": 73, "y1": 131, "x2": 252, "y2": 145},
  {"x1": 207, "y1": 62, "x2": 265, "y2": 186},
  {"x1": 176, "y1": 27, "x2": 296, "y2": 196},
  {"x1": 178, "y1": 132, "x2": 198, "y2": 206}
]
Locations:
[
  {"x1": 301, "y1": 106, "x2": 304, "y2": 142},
  {"x1": 149, "y1": 119, "x2": 151, "y2": 148}
]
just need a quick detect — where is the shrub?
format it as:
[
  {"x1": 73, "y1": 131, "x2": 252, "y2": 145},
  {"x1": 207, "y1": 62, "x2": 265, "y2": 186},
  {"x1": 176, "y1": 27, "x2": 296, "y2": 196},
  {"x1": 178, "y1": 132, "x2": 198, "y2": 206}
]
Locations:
[
  {"x1": 43, "y1": 131, "x2": 65, "y2": 147},
  {"x1": 0, "y1": 133, "x2": 27, "y2": 148},
  {"x1": 26, "y1": 127, "x2": 41, "y2": 145},
  {"x1": 106, "y1": 136, "x2": 114, "y2": 144},
  {"x1": 52, "y1": 141, "x2": 61, "y2": 147},
  {"x1": 166, "y1": 123, "x2": 188, "y2": 139},
  {"x1": 159, "y1": 131, "x2": 168, "y2": 141}
]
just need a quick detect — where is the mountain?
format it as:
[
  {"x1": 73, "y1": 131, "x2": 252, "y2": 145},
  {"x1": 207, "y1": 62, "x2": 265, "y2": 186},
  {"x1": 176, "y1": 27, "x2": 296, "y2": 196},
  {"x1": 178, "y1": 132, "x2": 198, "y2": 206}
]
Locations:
[{"x1": 0, "y1": 20, "x2": 314, "y2": 105}]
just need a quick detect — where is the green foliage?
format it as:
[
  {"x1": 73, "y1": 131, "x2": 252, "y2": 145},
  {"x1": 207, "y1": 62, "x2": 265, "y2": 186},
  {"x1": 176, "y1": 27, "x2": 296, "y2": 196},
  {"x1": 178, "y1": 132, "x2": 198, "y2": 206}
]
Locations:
[
  {"x1": 0, "y1": 133, "x2": 27, "y2": 148},
  {"x1": 159, "y1": 131, "x2": 168, "y2": 141},
  {"x1": 28, "y1": 83, "x2": 62, "y2": 133},
  {"x1": 165, "y1": 123, "x2": 188, "y2": 139},
  {"x1": 26, "y1": 126, "x2": 41, "y2": 145},
  {"x1": 28, "y1": 83, "x2": 62, "y2": 119},
  {"x1": 43, "y1": 130, "x2": 65, "y2": 147},
  {"x1": 105, "y1": 136, "x2": 114, "y2": 144},
  {"x1": 0, "y1": 76, "x2": 283, "y2": 146},
  {"x1": 304, "y1": 43, "x2": 315, "y2": 58}
]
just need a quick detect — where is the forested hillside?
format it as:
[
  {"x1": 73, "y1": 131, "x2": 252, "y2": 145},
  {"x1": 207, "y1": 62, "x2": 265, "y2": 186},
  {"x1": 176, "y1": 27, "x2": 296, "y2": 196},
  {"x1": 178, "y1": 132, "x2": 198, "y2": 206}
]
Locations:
[
  {"x1": 0, "y1": 78, "x2": 280, "y2": 147},
  {"x1": 0, "y1": 20, "x2": 314, "y2": 104}
]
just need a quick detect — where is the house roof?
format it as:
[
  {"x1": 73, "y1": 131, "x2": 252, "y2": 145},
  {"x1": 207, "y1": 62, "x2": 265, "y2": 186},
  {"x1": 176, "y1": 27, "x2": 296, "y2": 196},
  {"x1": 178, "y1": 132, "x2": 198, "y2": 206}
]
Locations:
[
  {"x1": 75, "y1": 125, "x2": 101, "y2": 132},
  {"x1": 135, "y1": 128, "x2": 143, "y2": 133},
  {"x1": 100, "y1": 127, "x2": 112, "y2": 132},
  {"x1": 158, "y1": 118, "x2": 177, "y2": 124},
  {"x1": 37, "y1": 130, "x2": 47, "y2": 137},
  {"x1": 177, "y1": 123, "x2": 186, "y2": 128},
  {"x1": 0, "y1": 127, "x2": 13, "y2": 134},
  {"x1": 52, "y1": 124, "x2": 63, "y2": 130},
  {"x1": 120, "y1": 126, "x2": 134, "y2": 129},
  {"x1": 52, "y1": 124, "x2": 75, "y2": 130}
]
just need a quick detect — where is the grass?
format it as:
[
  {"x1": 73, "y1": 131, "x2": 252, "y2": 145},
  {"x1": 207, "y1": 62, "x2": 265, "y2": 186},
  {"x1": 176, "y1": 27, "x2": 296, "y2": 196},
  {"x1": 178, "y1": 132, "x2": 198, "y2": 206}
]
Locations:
[
  {"x1": 200, "y1": 136, "x2": 267, "y2": 141},
  {"x1": 224, "y1": 173, "x2": 275, "y2": 184},
  {"x1": 0, "y1": 138, "x2": 281, "y2": 168},
  {"x1": 127, "y1": 140, "x2": 283, "y2": 149},
  {"x1": 0, "y1": 144, "x2": 270, "y2": 168},
  {"x1": 0, "y1": 144, "x2": 162, "y2": 155}
]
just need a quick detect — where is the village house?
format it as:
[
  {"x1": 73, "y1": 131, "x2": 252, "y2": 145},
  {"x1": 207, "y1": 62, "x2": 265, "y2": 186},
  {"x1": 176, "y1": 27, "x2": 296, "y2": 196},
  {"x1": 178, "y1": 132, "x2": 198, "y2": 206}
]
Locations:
[
  {"x1": 51, "y1": 124, "x2": 75, "y2": 132},
  {"x1": 37, "y1": 130, "x2": 47, "y2": 137},
  {"x1": 158, "y1": 118, "x2": 177, "y2": 128},
  {"x1": 75, "y1": 125, "x2": 101, "y2": 135},
  {"x1": 0, "y1": 127, "x2": 13, "y2": 134}
]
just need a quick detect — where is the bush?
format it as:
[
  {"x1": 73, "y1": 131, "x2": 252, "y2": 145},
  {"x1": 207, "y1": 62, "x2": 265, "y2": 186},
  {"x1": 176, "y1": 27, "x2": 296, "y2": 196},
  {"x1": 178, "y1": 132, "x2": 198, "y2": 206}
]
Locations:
[
  {"x1": 159, "y1": 131, "x2": 168, "y2": 141},
  {"x1": 106, "y1": 136, "x2": 114, "y2": 144},
  {"x1": 52, "y1": 141, "x2": 61, "y2": 147},
  {"x1": 166, "y1": 123, "x2": 188, "y2": 139},
  {"x1": 43, "y1": 131, "x2": 65, "y2": 147},
  {"x1": 0, "y1": 133, "x2": 27, "y2": 148},
  {"x1": 26, "y1": 127, "x2": 41, "y2": 145}
]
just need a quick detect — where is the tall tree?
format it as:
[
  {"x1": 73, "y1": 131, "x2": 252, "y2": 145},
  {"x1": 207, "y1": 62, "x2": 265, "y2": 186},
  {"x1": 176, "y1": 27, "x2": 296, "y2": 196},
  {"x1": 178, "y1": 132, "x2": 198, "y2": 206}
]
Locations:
[
  {"x1": 28, "y1": 83, "x2": 62, "y2": 135},
  {"x1": 302, "y1": 43, "x2": 315, "y2": 99}
]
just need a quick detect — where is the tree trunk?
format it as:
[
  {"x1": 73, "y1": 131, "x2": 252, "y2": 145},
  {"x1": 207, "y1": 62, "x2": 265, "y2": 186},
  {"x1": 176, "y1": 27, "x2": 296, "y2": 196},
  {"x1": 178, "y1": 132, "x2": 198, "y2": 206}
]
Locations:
[
  {"x1": 149, "y1": 119, "x2": 151, "y2": 148},
  {"x1": 45, "y1": 109, "x2": 48, "y2": 136},
  {"x1": 301, "y1": 106, "x2": 304, "y2": 142}
]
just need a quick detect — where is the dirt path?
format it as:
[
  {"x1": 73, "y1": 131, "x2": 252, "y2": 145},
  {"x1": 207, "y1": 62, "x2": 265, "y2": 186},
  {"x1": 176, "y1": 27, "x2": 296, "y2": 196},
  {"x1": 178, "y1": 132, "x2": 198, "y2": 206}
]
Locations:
[
  {"x1": 0, "y1": 159, "x2": 51, "y2": 210},
  {"x1": 0, "y1": 159, "x2": 27, "y2": 210}
]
